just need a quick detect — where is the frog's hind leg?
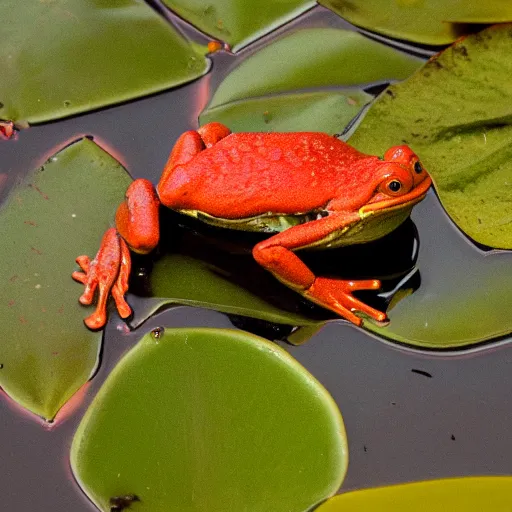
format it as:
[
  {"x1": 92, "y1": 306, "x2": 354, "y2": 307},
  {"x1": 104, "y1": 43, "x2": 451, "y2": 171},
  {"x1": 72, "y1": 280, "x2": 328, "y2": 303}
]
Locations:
[
  {"x1": 157, "y1": 123, "x2": 231, "y2": 207},
  {"x1": 252, "y1": 212, "x2": 387, "y2": 327},
  {"x1": 73, "y1": 178, "x2": 159, "y2": 330},
  {"x1": 197, "y1": 122, "x2": 231, "y2": 148}
]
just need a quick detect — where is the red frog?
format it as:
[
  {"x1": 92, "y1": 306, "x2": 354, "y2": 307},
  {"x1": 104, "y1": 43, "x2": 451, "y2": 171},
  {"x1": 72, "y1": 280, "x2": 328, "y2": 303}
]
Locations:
[{"x1": 73, "y1": 122, "x2": 431, "y2": 329}]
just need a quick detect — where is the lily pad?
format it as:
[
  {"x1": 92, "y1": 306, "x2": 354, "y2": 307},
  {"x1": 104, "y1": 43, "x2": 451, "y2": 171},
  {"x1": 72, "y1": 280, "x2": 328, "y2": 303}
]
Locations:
[
  {"x1": 71, "y1": 328, "x2": 348, "y2": 511},
  {"x1": 315, "y1": 477, "x2": 512, "y2": 511},
  {"x1": 320, "y1": 0, "x2": 512, "y2": 45},
  {"x1": 365, "y1": 197, "x2": 512, "y2": 349},
  {"x1": 0, "y1": 137, "x2": 131, "y2": 420},
  {"x1": 0, "y1": 0, "x2": 209, "y2": 125},
  {"x1": 132, "y1": 253, "x2": 321, "y2": 329},
  {"x1": 131, "y1": 214, "x2": 430, "y2": 346},
  {"x1": 161, "y1": 0, "x2": 315, "y2": 52},
  {"x1": 201, "y1": 90, "x2": 372, "y2": 134},
  {"x1": 350, "y1": 24, "x2": 512, "y2": 250},
  {"x1": 200, "y1": 28, "x2": 423, "y2": 133}
]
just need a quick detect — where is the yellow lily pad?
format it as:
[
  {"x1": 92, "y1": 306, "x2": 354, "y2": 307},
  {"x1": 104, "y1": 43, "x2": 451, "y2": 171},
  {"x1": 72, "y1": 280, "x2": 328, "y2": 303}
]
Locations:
[{"x1": 315, "y1": 477, "x2": 512, "y2": 511}]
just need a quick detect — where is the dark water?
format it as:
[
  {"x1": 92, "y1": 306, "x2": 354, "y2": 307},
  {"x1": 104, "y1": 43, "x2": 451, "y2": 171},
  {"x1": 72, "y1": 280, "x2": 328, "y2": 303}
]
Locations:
[{"x1": 1, "y1": 5, "x2": 511, "y2": 511}]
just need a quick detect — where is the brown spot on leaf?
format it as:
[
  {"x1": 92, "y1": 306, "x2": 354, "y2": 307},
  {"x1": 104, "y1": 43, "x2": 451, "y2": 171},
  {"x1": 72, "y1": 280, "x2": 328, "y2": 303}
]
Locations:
[
  {"x1": 109, "y1": 494, "x2": 140, "y2": 511},
  {"x1": 454, "y1": 44, "x2": 469, "y2": 59},
  {"x1": 29, "y1": 184, "x2": 49, "y2": 200}
]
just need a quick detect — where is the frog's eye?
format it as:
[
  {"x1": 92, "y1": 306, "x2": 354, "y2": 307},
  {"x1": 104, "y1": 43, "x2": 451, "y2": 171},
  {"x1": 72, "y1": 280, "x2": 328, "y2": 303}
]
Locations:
[
  {"x1": 414, "y1": 161, "x2": 423, "y2": 174},
  {"x1": 387, "y1": 179, "x2": 402, "y2": 193}
]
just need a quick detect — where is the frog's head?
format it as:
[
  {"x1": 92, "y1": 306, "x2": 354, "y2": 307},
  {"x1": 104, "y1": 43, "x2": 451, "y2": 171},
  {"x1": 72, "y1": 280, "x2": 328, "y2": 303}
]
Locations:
[{"x1": 361, "y1": 145, "x2": 432, "y2": 217}]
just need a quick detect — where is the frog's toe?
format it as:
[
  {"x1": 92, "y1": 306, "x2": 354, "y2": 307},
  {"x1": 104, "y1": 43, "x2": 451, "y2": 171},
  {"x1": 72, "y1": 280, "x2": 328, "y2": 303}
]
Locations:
[
  {"x1": 347, "y1": 279, "x2": 381, "y2": 291},
  {"x1": 344, "y1": 294, "x2": 387, "y2": 323},
  {"x1": 72, "y1": 270, "x2": 87, "y2": 284},
  {"x1": 84, "y1": 309, "x2": 108, "y2": 331},
  {"x1": 72, "y1": 228, "x2": 128, "y2": 330},
  {"x1": 75, "y1": 255, "x2": 91, "y2": 272}
]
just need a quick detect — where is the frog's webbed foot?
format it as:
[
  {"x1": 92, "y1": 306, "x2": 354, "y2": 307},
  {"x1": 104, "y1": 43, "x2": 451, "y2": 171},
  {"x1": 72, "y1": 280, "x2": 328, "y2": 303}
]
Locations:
[
  {"x1": 72, "y1": 228, "x2": 132, "y2": 330},
  {"x1": 305, "y1": 277, "x2": 386, "y2": 326},
  {"x1": 253, "y1": 212, "x2": 387, "y2": 327}
]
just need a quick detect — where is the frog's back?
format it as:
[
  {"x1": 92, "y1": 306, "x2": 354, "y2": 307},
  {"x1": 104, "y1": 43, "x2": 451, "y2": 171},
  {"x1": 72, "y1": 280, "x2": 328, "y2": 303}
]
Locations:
[{"x1": 161, "y1": 132, "x2": 377, "y2": 219}]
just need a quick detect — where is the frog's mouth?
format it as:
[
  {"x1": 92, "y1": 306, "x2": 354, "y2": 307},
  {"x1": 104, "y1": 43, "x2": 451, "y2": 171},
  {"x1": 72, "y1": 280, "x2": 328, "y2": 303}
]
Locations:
[{"x1": 359, "y1": 175, "x2": 432, "y2": 218}]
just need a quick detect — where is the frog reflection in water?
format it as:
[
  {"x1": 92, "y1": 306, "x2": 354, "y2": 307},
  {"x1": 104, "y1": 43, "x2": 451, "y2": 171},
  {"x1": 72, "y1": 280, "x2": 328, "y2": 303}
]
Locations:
[{"x1": 72, "y1": 122, "x2": 431, "y2": 329}]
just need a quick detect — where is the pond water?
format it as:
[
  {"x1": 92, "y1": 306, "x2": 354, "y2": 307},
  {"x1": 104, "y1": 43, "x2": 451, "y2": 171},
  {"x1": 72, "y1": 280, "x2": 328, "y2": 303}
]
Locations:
[{"x1": 1, "y1": 5, "x2": 511, "y2": 510}]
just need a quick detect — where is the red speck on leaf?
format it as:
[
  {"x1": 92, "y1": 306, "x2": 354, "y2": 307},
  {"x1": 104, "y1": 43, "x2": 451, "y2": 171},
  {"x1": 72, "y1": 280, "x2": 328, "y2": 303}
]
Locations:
[
  {"x1": 0, "y1": 121, "x2": 15, "y2": 140},
  {"x1": 208, "y1": 41, "x2": 223, "y2": 53}
]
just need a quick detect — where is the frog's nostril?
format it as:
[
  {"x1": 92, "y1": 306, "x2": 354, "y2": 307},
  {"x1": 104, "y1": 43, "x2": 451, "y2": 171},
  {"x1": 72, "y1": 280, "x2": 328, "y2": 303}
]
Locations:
[{"x1": 414, "y1": 161, "x2": 423, "y2": 174}]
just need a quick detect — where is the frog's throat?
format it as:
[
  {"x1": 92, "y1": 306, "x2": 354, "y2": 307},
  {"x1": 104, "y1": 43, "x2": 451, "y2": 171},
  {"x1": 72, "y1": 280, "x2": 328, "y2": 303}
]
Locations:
[{"x1": 359, "y1": 175, "x2": 432, "y2": 217}]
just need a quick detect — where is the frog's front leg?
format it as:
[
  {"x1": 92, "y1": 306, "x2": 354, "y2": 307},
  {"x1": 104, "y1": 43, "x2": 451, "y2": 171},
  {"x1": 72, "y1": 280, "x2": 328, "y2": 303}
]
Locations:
[{"x1": 252, "y1": 213, "x2": 387, "y2": 327}]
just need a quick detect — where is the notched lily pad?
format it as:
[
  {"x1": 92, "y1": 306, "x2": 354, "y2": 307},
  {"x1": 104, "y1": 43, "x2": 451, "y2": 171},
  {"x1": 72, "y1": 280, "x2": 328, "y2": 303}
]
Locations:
[
  {"x1": 161, "y1": 0, "x2": 315, "y2": 52},
  {"x1": 200, "y1": 28, "x2": 423, "y2": 133},
  {"x1": 0, "y1": 0, "x2": 209, "y2": 125},
  {"x1": 315, "y1": 477, "x2": 512, "y2": 511},
  {"x1": 350, "y1": 24, "x2": 512, "y2": 249},
  {"x1": 320, "y1": 0, "x2": 512, "y2": 45},
  {"x1": 71, "y1": 328, "x2": 348, "y2": 512},
  {"x1": 0, "y1": 137, "x2": 131, "y2": 420}
]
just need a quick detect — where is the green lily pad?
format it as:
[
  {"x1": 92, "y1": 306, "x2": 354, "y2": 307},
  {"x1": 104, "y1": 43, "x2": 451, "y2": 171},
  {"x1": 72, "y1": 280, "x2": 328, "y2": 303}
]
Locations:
[
  {"x1": 350, "y1": 24, "x2": 512, "y2": 250},
  {"x1": 200, "y1": 28, "x2": 423, "y2": 133},
  {"x1": 132, "y1": 253, "x2": 321, "y2": 329},
  {"x1": 161, "y1": 0, "x2": 315, "y2": 52},
  {"x1": 132, "y1": 215, "x2": 430, "y2": 346},
  {"x1": 0, "y1": 138, "x2": 131, "y2": 420},
  {"x1": 71, "y1": 328, "x2": 348, "y2": 511},
  {"x1": 0, "y1": 0, "x2": 209, "y2": 125},
  {"x1": 201, "y1": 90, "x2": 372, "y2": 134},
  {"x1": 315, "y1": 477, "x2": 512, "y2": 511},
  {"x1": 320, "y1": 0, "x2": 512, "y2": 45}
]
